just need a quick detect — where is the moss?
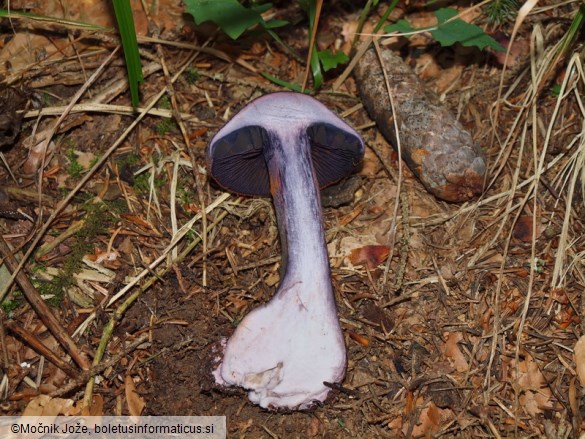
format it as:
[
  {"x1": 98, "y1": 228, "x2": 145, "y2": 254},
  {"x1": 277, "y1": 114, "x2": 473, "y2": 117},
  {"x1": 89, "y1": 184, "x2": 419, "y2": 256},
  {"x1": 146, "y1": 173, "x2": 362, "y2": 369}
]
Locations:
[
  {"x1": 106, "y1": 198, "x2": 129, "y2": 215},
  {"x1": 133, "y1": 172, "x2": 165, "y2": 193},
  {"x1": 185, "y1": 67, "x2": 199, "y2": 84},
  {"x1": 41, "y1": 91, "x2": 54, "y2": 107},
  {"x1": 185, "y1": 228, "x2": 198, "y2": 244},
  {"x1": 89, "y1": 154, "x2": 100, "y2": 169},
  {"x1": 133, "y1": 173, "x2": 151, "y2": 193},
  {"x1": 1, "y1": 297, "x2": 22, "y2": 313},
  {"x1": 117, "y1": 152, "x2": 141, "y2": 167},
  {"x1": 155, "y1": 118, "x2": 177, "y2": 136},
  {"x1": 177, "y1": 184, "x2": 194, "y2": 205},
  {"x1": 158, "y1": 95, "x2": 172, "y2": 110},
  {"x1": 66, "y1": 147, "x2": 84, "y2": 178},
  {"x1": 40, "y1": 201, "x2": 117, "y2": 306}
]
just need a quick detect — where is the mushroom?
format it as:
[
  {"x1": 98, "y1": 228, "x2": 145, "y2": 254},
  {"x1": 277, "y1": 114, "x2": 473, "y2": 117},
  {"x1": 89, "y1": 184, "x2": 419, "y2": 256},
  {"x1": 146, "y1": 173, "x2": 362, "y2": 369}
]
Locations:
[{"x1": 207, "y1": 92, "x2": 364, "y2": 410}]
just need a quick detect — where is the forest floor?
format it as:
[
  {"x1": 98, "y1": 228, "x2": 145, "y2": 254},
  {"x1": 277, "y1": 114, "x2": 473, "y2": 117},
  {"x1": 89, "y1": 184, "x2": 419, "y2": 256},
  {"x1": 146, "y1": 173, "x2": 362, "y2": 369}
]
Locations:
[{"x1": 0, "y1": 0, "x2": 584, "y2": 437}]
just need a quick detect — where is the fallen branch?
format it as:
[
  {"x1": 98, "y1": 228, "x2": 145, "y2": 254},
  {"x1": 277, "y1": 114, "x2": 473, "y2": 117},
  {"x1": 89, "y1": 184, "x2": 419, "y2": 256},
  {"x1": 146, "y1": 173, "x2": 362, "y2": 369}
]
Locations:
[
  {"x1": 0, "y1": 237, "x2": 90, "y2": 371},
  {"x1": 5, "y1": 320, "x2": 78, "y2": 377}
]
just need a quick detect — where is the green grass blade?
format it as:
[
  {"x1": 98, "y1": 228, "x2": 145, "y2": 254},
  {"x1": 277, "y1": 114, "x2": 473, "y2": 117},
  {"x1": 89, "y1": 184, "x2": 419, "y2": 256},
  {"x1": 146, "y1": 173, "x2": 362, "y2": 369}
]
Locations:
[
  {"x1": 111, "y1": 0, "x2": 143, "y2": 107},
  {"x1": 265, "y1": 29, "x2": 304, "y2": 64},
  {"x1": 0, "y1": 8, "x2": 105, "y2": 29},
  {"x1": 374, "y1": 0, "x2": 399, "y2": 34},
  {"x1": 353, "y1": 0, "x2": 377, "y2": 46},
  {"x1": 554, "y1": 4, "x2": 585, "y2": 63},
  {"x1": 261, "y1": 72, "x2": 311, "y2": 93},
  {"x1": 306, "y1": 0, "x2": 323, "y2": 90}
]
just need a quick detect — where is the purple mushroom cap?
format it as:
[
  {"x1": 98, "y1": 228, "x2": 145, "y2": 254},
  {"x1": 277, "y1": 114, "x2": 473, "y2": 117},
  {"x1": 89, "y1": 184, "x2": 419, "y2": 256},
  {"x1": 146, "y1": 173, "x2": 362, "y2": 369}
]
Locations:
[{"x1": 207, "y1": 92, "x2": 364, "y2": 196}]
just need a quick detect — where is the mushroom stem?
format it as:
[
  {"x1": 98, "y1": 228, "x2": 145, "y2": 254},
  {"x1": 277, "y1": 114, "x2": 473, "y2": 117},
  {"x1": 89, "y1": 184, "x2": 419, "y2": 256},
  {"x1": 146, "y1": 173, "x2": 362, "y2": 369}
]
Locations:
[
  {"x1": 213, "y1": 131, "x2": 346, "y2": 410},
  {"x1": 266, "y1": 131, "x2": 332, "y2": 304}
]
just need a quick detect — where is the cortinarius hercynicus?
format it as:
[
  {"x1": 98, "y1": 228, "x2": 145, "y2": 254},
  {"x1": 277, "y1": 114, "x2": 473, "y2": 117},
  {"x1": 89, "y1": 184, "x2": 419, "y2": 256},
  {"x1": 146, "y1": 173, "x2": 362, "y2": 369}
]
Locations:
[{"x1": 207, "y1": 92, "x2": 364, "y2": 409}]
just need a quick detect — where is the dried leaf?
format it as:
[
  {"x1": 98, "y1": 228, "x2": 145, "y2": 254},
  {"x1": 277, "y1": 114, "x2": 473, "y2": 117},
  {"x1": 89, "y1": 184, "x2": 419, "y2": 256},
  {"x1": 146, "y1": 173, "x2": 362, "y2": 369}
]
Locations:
[
  {"x1": 349, "y1": 245, "x2": 390, "y2": 269},
  {"x1": 118, "y1": 236, "x2": 135, "y2": 255},
  {"x1": 74, "y1": 151, "x2": 96, "y2": 168},
  {"x1": 125, "y1": 374, "x2": 145, "y2": 417},
  {"x1": 443, "y1": 332, "x2": 468, "y2": 372},
  {"x1": 22, "y1": 395, "x2": 51, "y2": 416},
  {"x1": 22, "y1": 395, "x2": 74, "y2": 416},
  {"x1": 519, "y1": 391, "x2": 542, "y2": 417},
  {"x1": 512, "y1": 354, "x2": 553, "y2": 415},
  {"x1": 513, "y1": 215, "x2": 542, "y2": 242},
  {"x1": 81, "y1": 394, "x2": 104, "y2": 416},
  {"x1": 573, "y1": 335, "x2": 585, "y2": 387},
  {"x1": 409, "y1": 401, "x2": 442, "y2": 437},
  {"x1": 22, "y1": 130, "x2": 57, "y2": 175},
  {"x1": 348, "y1": 332, "x2": 370, "y2": 347},
  {"x1": 387, "y1": 416, "x2": 403, "y2": 430},
  {"x1": 358, "y1": 136, "x2": 384, "y2": 177}
]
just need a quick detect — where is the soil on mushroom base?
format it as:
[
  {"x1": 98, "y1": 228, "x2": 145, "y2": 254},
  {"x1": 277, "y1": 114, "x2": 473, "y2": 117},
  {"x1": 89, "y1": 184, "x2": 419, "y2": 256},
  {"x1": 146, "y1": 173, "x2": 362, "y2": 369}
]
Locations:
[{"x1": 130, "y1": 272, "x2": 347, "y2": 437}]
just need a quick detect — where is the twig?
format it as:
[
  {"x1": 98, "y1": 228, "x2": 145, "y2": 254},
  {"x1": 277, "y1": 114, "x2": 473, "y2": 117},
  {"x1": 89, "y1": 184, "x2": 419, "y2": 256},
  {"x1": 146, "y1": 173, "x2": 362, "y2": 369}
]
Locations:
[
  {"x1": 0, "y1": 311, "x2": 9, "y2": 368},
  {"x1": 388, "y1": 191, "x2": 410, "y2": 293},
  {"x1": 0, "y1": 236, "x2": 89, "y2": 370},
  {"x1": 4, "y1": 187, "x2": 54, "y2": 205},
  {"x1": 5, "y1": 320, "x2": 77, "y2": 377},
  {"x1": 36, "y1": 219, "x2": 85, "y2": 258},
  {"x1": 50, "y1": 333, "x2": 149, "y2": 398},
  {"x1": 235, "y1": 256, "x2": 281, "y2": 272},
  {"x1": 23, "y1": 102, "x2": 216, "y2": 126},
  {"x1": 371, "y1": 38, "x2": 405, "y2": 292}
]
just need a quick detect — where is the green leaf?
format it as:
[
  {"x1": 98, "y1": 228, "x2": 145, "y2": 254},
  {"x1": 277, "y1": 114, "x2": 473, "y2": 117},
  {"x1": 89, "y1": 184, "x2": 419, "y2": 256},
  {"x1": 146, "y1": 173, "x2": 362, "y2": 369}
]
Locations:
[
  {"x1": 384, "y1": 19, "x2": 415, "y2": 34},
  {"x1": 250, "y1": 3, "x2": 272, "y2": 14},
  {"x1": 112, "y1": 0, "x2": 143, "y2": 107},
  {"x1": 317, "y1": 49, "x2": 349, "y2": 72},
  {"x1": 384, "y1": 8, "x2": 504, "y2": 52},
  {"x1": 553, "y1": 4, "x2": 585, "y2": 65},
  {"x1": 183, "y1": 0, "x2": 268, "y2": 40},
  {"x1": 431, "y1": 8, "x2": 505, "y2": 52},
  {"x1": 264, "y1": 19, "x2": 288, "y2": 29}
]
